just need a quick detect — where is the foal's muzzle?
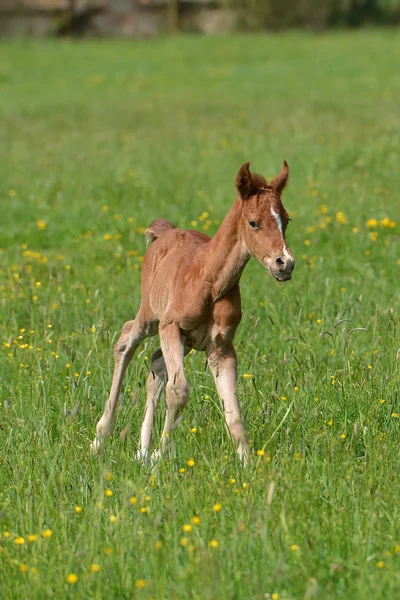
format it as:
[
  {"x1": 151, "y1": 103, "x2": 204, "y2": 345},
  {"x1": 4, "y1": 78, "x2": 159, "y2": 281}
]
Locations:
[{"x1": 264, "y1": 254, "x2": 296, "y2": 282}]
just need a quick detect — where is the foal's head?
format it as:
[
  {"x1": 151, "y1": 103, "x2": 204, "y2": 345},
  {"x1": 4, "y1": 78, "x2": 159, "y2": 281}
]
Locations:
[{"x1": 235, "y1": 161, "x2": 295, "y2": 282}]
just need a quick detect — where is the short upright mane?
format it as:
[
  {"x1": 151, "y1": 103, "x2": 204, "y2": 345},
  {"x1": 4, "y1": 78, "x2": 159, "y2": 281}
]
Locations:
[{"x1": 252, "y1": 173, "x2": 267, "y2": 189}]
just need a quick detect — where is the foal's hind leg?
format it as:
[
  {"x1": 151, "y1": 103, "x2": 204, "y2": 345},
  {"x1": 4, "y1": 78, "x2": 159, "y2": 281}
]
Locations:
[
  {"x1": 158, "y1": 321, "x2": 189, "y2": 458},
  {"x1": 90, "y1": 316, "x2": 151, "y2": 453},
  {"x1": 137, "y1": 348, "x2": 166, "y2": 461}
]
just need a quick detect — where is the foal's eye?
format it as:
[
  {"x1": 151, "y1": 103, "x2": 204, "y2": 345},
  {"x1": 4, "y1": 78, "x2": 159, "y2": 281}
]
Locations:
[{"x1": 248, "y1": 220, "x2": 258, "y2": 229}]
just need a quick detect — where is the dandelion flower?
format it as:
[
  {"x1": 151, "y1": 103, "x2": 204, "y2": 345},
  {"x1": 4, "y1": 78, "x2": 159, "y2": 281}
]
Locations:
[
  {"x1": 135, "y1": 579, "x2": 147, "y2": 589},
  {"x1": 109, "y1": 515, "x2": 117, "y2": 523},
  {"x1": 28, "y1": 534, "x2": 38, "y2": 542},
  {"x1": 182, "y1": 524, "x2": 192, "y2": 533},
  {"x1": 129, "y1": 496, "x2": 137, "y2": 505},
  {"x1": 89, "y1": 564, "x2": 101, "y2": 573},
  {"x1": 105, "y1": 489, "x2": 113, "y2": 497},
  {"x1": 75, "y1": 506, "x2": 82, "y2": 514},
  {"x1": 290, "y1": 544, "x2": 299, "y2": 551},
  {"x1": 155, "y1": 541, "x2": 163, "y2": 550},
  {"x1": 191, "y1": 516, "x2": 200, "y2": 525},
  {"x1": 180, "y1": 537, "x2": 189, "y2": 546},
  {"x1": 209, "y1": 540, "x2": 219, "y2": 548},
  {"x1": 187, "y1": 458, "x2": 195, "y2": 467},
  {"x1": 213, "y1": 503, "x2": 222, "y2": 512},
  {"x1": 66, "y1": 573, "x2": 78, "y2": 584},
  {"x1": 376, "y1": 561, "x2": 385, "y2": 569},
  {"x1": 336, "y1": 212, "x2": 347, "y2": 224},
  {"x1": 36, "y1": 220, "x2": 47, "y2": 230},
  {"x1": 19, "y1": 563, "x2": 29, "y2": 573},
  {"x1": 42, "y1": 529, "x2": 52, "y2": 538},
  {"x1": 14, "y1": 537, "x2": 25, "y2": 545},
  {"x1": 256, "y1": 449, "x2": 265, "y2": 456}
]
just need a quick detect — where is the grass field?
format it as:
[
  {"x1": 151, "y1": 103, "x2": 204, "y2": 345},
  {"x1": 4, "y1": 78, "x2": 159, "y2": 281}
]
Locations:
[{"x1": 0, "y1": 31, "x2": 399, "y2": 599}]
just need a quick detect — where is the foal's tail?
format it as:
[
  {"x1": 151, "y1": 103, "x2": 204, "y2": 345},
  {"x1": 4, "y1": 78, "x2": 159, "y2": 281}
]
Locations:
[{"x1": 145, "y1": 219, "x2": 176, "y2": 245}]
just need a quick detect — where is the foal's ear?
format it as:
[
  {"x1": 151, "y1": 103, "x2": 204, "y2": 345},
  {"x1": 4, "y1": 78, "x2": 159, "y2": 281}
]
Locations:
[
  {"x1": 236, "y1": 162, "x2": 258, "y2": 200},
  {"x1": 270, "y1": 160, "x2": 289, "y2": 194}
]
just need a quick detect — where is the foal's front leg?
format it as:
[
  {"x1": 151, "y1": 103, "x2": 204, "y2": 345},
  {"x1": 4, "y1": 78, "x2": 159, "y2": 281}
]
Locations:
[
  {"x1": 158, "y1": 321, "x2": 189, "y2": 458},
  {"x1": 90, "y1": 318, "x2": 147, "y2": 453},
  {"x1": 207, "y1": 343, "x2": 249, "y2": 464}
]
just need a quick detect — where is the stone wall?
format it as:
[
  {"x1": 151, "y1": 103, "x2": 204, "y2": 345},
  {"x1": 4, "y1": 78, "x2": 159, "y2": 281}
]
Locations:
[{"x1": 0, "y1": 0, "x2": 239, "y2": 37}]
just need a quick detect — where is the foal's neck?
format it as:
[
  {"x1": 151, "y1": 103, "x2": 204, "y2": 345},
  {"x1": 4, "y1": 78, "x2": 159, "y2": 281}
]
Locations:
[{"x1": 201, "y1": 198, "x2": 250, "y2": 300}]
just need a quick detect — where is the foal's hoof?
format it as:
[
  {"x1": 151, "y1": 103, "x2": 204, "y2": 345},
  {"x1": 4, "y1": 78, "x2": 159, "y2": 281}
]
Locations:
[
  {"x1": 135, "y1": 449, "x2": 149, "y2": 463},
  {"x1": 150, "y1": 449, "x2": 162, "y2": 465},
  {"x1": 90, "y1": 438, "x2": 102, "y2": 454}
]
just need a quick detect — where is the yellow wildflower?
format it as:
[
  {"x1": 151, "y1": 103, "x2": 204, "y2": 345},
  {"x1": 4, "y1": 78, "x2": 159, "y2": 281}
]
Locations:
[
  {"x1": 42, "y1": 529, "x2": 52, "y2": 538},
  {"x1": 66, "y1": 573, "x2": 78, "y2": 584},
  {"x1": 336, "y1": 211, "x2": 347, "y2": 224},
  {"x1": 366, "y1": 218, "x2": 378, "y2": 228},
  {"x1": 14, "y1": 537, "x2": 25, "y2": 545},
  {"x1": 89, "y1": 564, "x2": 101, "y2": 573}
]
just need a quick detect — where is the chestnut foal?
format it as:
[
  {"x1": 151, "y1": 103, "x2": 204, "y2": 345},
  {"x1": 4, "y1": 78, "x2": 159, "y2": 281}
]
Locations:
[{"x1": 91, "y1": 162, "x2": 295, "y2": 463}]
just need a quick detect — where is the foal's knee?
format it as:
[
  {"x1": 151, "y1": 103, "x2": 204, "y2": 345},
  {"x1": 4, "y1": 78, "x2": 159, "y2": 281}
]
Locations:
[{"x1": 166, "y1": 375, "x2": 189, "y2": 409}]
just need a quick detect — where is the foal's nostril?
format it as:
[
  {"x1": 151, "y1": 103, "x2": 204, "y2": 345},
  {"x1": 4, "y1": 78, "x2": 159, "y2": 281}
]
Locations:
[{"x1": 276, "y1": 256, "x2": 286, "y2": 270}]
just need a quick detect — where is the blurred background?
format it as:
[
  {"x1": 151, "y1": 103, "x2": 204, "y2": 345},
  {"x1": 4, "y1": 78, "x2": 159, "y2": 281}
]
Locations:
[{"x1": 1, "y1": 0, "x2": 399, "y2": 38}]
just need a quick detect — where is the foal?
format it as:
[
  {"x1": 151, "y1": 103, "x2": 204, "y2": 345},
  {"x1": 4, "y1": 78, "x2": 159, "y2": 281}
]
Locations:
[{"x1": 91, "y1": 161, "x2": 295, "y2": 462}]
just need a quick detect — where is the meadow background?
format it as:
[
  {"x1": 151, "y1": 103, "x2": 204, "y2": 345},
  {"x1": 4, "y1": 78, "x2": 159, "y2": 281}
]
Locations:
[{"x1": 0, "y1": 31, "x2": 399, "y2": 599}]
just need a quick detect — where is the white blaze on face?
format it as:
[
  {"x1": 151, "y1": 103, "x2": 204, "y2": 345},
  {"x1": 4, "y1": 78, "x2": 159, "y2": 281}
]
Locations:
[{"x1": 270, "y1": 206, "x2": 292, "y2": 260}]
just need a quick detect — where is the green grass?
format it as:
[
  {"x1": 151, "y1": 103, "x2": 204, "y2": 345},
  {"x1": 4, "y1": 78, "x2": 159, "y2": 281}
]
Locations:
[{"x1": 0, "y1": 31, "x2": 399, "y2": 599}]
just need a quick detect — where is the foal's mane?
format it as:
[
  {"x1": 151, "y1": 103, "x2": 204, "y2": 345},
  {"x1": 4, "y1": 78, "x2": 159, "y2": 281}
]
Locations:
[{"x1": 252, "y1": 173, "x2": 268, "y2": 190}]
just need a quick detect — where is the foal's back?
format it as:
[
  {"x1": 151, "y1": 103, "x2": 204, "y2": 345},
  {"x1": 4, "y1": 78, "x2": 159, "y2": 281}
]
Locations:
[{"x1": 141, "y1": 224, "x2": 214, "y2": 327}]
